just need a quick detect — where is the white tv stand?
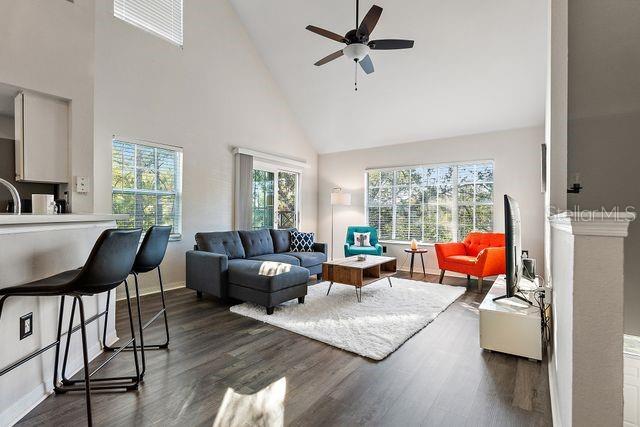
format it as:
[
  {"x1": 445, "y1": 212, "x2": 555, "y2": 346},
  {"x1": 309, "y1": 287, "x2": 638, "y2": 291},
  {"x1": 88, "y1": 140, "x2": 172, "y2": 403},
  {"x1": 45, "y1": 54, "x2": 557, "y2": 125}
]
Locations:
[{"x1": 479, "y1": 274, "x2": 542, "y2": 360}]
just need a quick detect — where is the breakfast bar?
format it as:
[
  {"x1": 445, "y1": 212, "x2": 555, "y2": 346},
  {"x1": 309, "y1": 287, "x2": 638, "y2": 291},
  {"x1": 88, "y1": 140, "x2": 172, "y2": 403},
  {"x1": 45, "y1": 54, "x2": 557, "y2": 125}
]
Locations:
[{"x1": 0, "y1": 213, "x2": 124, "y2": 423}]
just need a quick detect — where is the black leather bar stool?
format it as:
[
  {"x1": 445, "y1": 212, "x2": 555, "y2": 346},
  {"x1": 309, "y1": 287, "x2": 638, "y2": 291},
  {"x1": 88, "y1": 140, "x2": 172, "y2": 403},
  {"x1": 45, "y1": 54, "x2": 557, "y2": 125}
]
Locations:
[
  {"x1": 0, "y1": 228, "x2": 142, "y2": 427},
  {"x1": 102, "y1": 225, "x2": 172, "y2": 378}
]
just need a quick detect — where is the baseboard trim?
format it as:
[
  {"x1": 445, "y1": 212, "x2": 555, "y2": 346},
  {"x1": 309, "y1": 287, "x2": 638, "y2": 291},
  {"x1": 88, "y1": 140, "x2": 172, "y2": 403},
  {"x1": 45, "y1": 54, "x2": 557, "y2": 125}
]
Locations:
[{"x1": 115, "y1": 281, "x2": 185, "y2": 301}]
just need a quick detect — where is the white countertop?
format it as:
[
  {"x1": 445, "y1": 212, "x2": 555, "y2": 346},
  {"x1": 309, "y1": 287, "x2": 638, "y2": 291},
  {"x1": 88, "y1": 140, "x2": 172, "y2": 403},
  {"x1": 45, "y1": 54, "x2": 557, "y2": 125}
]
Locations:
[{"x1": 0, "y1": 213, "x2": 127, "y2": 225}]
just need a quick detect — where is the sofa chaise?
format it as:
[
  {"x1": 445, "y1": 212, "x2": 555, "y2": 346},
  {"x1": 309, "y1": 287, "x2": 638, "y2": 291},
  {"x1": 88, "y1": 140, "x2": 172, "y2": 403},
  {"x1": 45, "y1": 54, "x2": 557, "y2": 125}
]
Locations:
[{"x1": 186, "y1": 228, "x2": 327, "y2": 314}]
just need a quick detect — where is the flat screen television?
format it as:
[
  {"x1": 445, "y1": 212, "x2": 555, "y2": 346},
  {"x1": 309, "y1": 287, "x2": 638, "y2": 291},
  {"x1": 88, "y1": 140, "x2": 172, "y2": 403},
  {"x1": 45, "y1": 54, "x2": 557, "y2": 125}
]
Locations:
[{"x1": 493, "y1": 194, "x2": 531, "y2": 304}]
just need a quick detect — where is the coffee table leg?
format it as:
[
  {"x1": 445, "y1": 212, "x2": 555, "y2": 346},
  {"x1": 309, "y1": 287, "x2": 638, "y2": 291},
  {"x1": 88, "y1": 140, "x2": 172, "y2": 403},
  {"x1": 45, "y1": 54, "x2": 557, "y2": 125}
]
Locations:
[
  {"x1": 326, "y1": 281, "x2": 333, "y2": 296},
  {"x1": 388, "y1": 277, "x2": 392, "y2": 287},
  {"x1": 420, "y1": 253, "x2": 426, "y2": 275},
  {"x1": 355, "y1": 286, "x2": 362, "y2": 303}
]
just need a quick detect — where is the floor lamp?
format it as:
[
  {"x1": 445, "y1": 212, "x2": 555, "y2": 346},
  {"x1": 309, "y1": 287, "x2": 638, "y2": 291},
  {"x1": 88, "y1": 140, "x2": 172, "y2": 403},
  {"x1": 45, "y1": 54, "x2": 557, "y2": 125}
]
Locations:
[{"x1": 330, "y1": 188, "x2": 351, "y2": 260}]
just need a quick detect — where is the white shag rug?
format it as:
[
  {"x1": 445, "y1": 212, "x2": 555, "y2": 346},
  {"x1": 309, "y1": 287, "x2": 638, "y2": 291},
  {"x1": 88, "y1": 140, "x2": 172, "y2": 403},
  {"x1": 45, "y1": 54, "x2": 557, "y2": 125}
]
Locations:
[{"x1": 229, "y1": 278, "x2": 465, "y2": 360}]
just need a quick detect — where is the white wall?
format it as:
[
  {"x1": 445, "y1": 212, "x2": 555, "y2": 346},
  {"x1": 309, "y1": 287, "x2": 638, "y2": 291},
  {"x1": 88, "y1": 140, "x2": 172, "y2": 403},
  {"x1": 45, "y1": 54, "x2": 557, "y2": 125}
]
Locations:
[
  {"x1": 0, "y1": 2, "x2": 105, "y2": 425},
  {"x1": 566, "y1": 0, "x2": 640, "y2": 335},
  {"x1": 318, "y1": 126, "x2": 545, "y2": 276},
  {"x1": 0, "y1": 0, "x2": 95, "y2": 213},
  {"x1": 93, "y1": 0, "x2": 318, "y2": 295},
  {"x1": 0, "y1": 115, "x2": 13, "y2": 139}
]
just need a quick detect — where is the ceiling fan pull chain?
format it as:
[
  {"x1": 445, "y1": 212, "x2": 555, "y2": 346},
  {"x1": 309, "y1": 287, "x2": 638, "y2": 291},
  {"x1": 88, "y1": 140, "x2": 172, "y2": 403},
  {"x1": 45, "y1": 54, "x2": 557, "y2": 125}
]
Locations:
[{"x1": 354, "y1": 60, "x2": 358, "y2": 91}]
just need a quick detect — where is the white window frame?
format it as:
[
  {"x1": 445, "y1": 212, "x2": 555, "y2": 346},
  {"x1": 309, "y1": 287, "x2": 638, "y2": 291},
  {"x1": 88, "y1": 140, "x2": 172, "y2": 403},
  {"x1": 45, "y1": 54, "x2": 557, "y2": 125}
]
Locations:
[
  {"x1": 365, "y1": 160, "x2": 494, "y2": 243},
  {"x1": 111, "y1": 136, "x2": 183, "y2": 241},
  {"x1": 252, "y1": 160, "x2": 301, "y2": 230},
  {"x1": 113, "y1": 0, "x2": 184, "y2": 47}
]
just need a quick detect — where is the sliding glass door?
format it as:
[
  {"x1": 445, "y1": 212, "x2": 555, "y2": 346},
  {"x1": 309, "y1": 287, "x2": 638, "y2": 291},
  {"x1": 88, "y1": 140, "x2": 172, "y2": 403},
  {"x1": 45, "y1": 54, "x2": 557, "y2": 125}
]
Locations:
[{"x1": 252, "y1": 168, "x2": 299, "y2": 229}]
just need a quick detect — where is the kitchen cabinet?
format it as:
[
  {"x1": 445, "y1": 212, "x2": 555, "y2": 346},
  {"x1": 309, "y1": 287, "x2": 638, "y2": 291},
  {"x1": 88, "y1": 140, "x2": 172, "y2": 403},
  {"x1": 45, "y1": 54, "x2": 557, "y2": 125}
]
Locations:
[{"x1": 14, "y1": 91, "x2": 69, "y2": 183}]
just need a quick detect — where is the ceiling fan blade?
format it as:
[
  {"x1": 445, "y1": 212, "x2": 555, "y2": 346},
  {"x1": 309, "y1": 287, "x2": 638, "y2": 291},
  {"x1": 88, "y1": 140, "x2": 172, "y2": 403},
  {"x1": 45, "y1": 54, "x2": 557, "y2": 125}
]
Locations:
[
  {"x1": 306, "y1": 25, "x2": 347, "y2": 43},
  {"x1": 357, "y1": 5, "x2": 383, "y2": 37},
  {"x1": 314, "y1": 49, "x2": 344, "y2": 66},
  {"x1": 369, "y1": 39, "x2": 415, "y2": 50},
  {"x1": 359, "y1": 55, "x2": 375, "y2": 74}
]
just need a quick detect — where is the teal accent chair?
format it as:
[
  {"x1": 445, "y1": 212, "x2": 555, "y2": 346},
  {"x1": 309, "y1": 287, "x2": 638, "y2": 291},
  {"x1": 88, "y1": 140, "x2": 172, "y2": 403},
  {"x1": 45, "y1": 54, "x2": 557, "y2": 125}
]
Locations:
[{"x1": 344, "y1": 226, "x2": 383, "y2": 257}]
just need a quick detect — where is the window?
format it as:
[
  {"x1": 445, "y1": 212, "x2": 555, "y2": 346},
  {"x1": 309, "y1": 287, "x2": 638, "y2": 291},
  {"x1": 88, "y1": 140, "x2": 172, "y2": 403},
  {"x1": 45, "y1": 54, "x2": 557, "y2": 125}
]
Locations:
[
  {"x1": 366, "y1": 161, "x2": 493, "y2": 243},
  {"x1": 252, "y1": 168, "x2": 299, "y2": 230},
  {"x1": 114, "y1": 0, "x2": 183, "y2": 46},
  {"x1": 112, "y1": 139, "x2": 183, "y2": 240}
]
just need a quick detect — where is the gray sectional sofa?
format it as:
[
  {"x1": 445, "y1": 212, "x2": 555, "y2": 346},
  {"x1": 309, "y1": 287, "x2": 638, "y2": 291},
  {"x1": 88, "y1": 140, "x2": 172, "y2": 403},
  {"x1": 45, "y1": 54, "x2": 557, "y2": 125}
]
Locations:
[{"x1": 186, "y1": 228, "x2": 327, "y2": 314}]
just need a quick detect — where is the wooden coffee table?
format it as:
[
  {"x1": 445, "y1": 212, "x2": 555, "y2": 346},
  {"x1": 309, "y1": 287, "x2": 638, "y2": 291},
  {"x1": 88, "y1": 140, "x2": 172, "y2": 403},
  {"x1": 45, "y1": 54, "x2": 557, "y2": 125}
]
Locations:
[{"x1": 322, "y1": 255, "x2": 397, "y2": 302}]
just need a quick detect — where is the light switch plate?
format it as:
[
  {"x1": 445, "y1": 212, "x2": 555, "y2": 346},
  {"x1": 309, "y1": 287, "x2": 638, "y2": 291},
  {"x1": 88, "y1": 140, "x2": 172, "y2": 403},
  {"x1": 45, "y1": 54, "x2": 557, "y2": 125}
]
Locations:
[{"x1": 75, "y1": 176, "x2": 89, "y2": 193}]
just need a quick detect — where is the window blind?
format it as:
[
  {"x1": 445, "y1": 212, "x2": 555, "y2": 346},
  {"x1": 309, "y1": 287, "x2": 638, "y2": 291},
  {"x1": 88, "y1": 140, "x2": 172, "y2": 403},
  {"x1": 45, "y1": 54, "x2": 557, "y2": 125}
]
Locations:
[
  {"x1": 112, "y1": 139, "x2": 183, "y2": 240},
  {"x1": 366, "y1": 161, "x2": 494, "y2": 243},
  {"x1": 114, "y1": 0, "x2": 183, "y2": 46}
]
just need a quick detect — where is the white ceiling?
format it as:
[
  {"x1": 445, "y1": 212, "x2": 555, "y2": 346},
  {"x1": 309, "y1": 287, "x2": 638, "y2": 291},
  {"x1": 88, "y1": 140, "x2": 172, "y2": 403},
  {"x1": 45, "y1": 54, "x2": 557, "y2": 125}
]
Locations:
[{"x1": 230, "y1": 0, "x2": 548, "y2": 153}]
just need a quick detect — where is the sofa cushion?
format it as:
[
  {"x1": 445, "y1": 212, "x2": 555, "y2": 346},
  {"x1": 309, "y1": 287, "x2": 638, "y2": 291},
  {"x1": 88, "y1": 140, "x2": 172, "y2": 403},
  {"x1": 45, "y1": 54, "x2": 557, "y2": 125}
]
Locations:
[
  {"x1": 228, "y1": 259, "x2": 309, "y2": 292},
  {"x1": 446, "y1": 255, "x2": 478, "y2": 266},
  {"x1": 290, "y1": 231, "x2": 315, "y2": 252},
  {"x1": 269, "y1": 228, "x2": 295, "y2": 253},
  {"x1": 238, "y1": 229, "x2": 275, "y2": 258},
  {"x1": 346, "y1": 245, "x2": 380, "y2": 255},
  {"x1": 285, "y1": 251, "x2": 327, "y2": 268},
  {"x1": 463, "y1": 232, "x2": 505, "y2": 257},
  {"x1": 195, "y1": 231, "x2": 245, "y2": 259},
  {"x1": 248, "y1": 253, "x2": 300, "y2": 266}
]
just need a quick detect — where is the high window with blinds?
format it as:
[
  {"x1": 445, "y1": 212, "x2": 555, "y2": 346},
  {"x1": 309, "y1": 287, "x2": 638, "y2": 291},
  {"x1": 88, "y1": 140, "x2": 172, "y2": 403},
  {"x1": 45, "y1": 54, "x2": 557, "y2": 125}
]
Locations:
[
  {"x1": 112, "y1": 139, "x2": 183, "y2": 240},
  {"x1": 366, "y1": 161, "x2": 494, "y2": 243},
  {"x1": 114, "y1": 0, "x2": 183, "y2": 46}
]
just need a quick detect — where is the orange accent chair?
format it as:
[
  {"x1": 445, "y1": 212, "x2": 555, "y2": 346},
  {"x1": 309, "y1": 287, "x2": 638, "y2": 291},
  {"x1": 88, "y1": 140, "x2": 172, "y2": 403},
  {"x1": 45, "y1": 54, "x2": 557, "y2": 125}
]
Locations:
[{"x1": 434, "y1": 232, "x2": 506, "y2": 292}]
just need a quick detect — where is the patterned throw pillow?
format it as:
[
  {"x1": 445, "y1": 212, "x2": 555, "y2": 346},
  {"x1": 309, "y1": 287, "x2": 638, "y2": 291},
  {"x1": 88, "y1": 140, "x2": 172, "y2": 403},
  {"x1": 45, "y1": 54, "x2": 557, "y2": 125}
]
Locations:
[
  {"x1": 353, "y1": 232, "x2": 371, "y2": 247},
  {"x1": 290, "y1": 231, "x2": 315, "y2": 252}
]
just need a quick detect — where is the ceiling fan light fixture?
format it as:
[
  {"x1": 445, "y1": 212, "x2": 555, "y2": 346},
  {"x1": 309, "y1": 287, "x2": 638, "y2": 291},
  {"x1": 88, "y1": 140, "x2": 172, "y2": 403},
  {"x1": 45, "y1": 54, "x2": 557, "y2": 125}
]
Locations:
[{"x1": 343, "y1": 43, "x2": 370, "y2": 62}]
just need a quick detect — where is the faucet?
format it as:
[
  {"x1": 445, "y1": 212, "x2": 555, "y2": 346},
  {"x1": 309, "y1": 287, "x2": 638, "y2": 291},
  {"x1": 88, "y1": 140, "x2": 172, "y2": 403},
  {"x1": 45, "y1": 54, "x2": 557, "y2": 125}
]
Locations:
[{"x1": 0, "y1": 177, "x2": 21, "y2": 214}]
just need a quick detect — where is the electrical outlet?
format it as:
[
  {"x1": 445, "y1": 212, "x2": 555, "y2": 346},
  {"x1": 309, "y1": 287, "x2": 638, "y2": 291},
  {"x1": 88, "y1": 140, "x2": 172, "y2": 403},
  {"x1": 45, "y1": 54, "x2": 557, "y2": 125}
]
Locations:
[
  {"x1": 75, "y1": 176, "x2": 89, "y2": 193},
  {"x1": 20, "y1": 313, "x2": 33, "y2": 340}
]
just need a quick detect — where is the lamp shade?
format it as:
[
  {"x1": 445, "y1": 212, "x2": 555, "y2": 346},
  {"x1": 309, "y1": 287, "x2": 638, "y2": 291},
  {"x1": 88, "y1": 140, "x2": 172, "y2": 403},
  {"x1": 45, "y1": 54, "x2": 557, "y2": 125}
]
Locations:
[{"x1": 331, "y1": 191, "x2": 351, "y2": 206}]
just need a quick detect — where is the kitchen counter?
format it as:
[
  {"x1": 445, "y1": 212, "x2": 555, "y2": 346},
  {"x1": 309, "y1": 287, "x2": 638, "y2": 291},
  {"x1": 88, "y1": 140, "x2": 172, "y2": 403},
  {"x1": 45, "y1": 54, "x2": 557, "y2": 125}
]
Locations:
[
  {"x1": 0, "y1": 213, "x2": 123, "y2": 422},
  {"x1": 0, "y1": 213, "x2": 127, "y2": 225},
  {"x1": 0, "y1": 213, "x2": 127, "y2": 235}
]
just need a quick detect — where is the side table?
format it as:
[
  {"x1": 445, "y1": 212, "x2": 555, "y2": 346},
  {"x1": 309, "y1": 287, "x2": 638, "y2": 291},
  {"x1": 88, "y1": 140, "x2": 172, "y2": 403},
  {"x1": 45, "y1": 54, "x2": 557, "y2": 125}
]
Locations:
[{"x1": 404, "y1": 248, "x2": 428, "y2": 278}]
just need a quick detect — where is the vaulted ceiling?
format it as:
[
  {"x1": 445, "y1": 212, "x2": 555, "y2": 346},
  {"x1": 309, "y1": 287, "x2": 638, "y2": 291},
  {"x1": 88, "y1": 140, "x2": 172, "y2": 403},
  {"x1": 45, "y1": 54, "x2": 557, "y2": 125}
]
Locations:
[{"x1": 230, "y1": 0, "x2": 547, "y2": 154}]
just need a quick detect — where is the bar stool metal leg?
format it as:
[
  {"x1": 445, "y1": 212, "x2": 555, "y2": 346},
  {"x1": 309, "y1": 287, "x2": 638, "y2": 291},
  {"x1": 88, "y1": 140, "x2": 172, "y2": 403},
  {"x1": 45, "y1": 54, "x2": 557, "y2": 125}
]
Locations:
[
  {"x1": 124, "y1": 280, "x2": 141, "y2": 382},
  {"x1": 59, "y1": 280, "x2": 141, "y2": 391},
  {"x1": 76, "y1": 296, "x2": 93, "y2": 427},
  {"x1": 104, "y1": 267, "x2": 170, "y2": 354},
  {"x1": 52, "y1": 296, "x2": 66, "y2": 390},
  {"x1": 156, "y1": 267, "x2": 170, "y2": 348},
  {"x1": 59, "y1": 297, "x2": 76, "y2": 386},
  {"x1": 132, "y1": 273, "x2": 146, "y2": 378}
]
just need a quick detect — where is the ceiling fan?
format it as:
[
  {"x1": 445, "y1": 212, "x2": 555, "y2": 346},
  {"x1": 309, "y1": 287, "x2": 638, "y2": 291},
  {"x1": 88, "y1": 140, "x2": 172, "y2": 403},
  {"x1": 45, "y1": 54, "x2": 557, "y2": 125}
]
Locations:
[{"x1": 306, "y1": 0, "x2": 414, "y2": 90}]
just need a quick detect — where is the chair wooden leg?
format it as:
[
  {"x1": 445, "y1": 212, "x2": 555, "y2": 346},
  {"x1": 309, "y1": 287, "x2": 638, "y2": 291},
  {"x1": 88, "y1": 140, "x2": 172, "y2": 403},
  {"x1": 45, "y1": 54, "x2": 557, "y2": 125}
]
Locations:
[
  {"x1": 439, "y1": 270, "x2": 445, "y2": 284},
  {"x1": 478, "y1": 277, "x2": 483, "y2": 293},
  {"x1": 467, "y1": 274, "x2": 471, "y2": 284}
]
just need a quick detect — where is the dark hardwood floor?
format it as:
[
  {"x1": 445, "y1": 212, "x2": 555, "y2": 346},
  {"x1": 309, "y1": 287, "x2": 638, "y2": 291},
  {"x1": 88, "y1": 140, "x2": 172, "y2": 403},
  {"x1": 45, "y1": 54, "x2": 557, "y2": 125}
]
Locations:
[{"x1": 17, "y1": 273, "x2": 552, "y2": 426}]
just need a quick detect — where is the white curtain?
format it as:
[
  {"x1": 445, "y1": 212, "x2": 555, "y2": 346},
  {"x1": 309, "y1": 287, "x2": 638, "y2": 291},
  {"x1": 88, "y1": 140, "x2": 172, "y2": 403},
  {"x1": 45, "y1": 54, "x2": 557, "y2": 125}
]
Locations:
[{"x1": 234, "y1": 153, "x2": 253, "y2": 230}]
